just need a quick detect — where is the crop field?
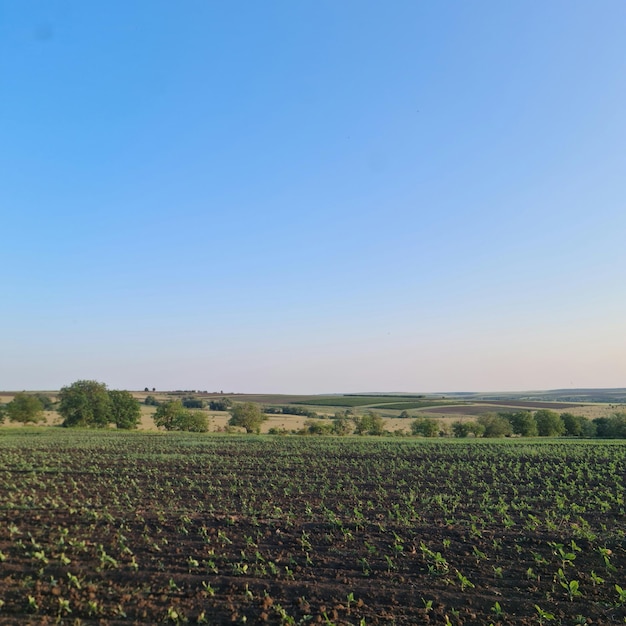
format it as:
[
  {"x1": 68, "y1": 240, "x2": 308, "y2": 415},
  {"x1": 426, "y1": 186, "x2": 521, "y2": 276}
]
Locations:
[{"x1": 0, "y1": 431, "x2": 625, "y2": 625}]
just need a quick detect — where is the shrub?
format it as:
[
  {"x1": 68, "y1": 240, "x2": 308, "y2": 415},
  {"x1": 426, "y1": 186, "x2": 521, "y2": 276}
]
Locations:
[
  {"x1": 182, "y1": 397, "x2": 205, "y2": 409},
  {"x1": 353, "y1": 411, "x2": 385, "y2": 436},
  {"x1": 209, "y1": 398, "x2": 233, "y2": 411},
  {"x1": 331, "y1": 416, "x2": 353, "y2": 435},
  {"x1": 303, "y1": 419, "x2": 333, "y2": 435}
]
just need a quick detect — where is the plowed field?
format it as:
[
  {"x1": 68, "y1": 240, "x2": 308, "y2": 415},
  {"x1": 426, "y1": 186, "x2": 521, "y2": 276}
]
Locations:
[{"x1": 0, "y1": 431, "x2": 624, "y2": 624}]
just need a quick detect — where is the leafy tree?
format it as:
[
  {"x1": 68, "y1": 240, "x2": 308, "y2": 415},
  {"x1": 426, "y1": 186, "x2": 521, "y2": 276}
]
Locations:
[
  {"x1": 182, "y1": 397, "x2": 205, "y2": 409},
  {"x1": 108, "y1": 390, "x2": 141, "y2": 429},
  {"x1": 144, "y1": 395, "x2": 160, "y2": 406},
  {"x1": 534, "y1": 409, "x2": 565, "y2": 437},
  {"x1": 452, "y1": 420, "x2": 485, "y2": 437},
  {"x1": 353, "y1": 411, "x2": 385, "y2": 436},
  {"x1": 33, "y1": 393, "x2": 54, "y2": 410},
  {"x1": 58, "y1": 380, "x2": 112, "y2": 428},
  {"x1": 399, "y1": 410, "x2": 411, "y2": 419},
  {"x1": 0, "y1": 404, "x2": 5, "y2": 424},
  {"x1": 228, "y1": 402, "x2": 267, "y2": 434},
  {"x1": 153, "y1": 400, "x2": 209, "y2": 432},
  {"x1": 175, "y1": 410, "x2": 209, "y2": 432},
  {"x1": 561, "y1": 412, "x2": 585, "y2": 437},
  {"x1": 153, "y1": 400, "x2": 186, "y2": 430},
  {"x1": 503, "y1": 411, "x2": 538, "y2": 437},
  {"x1": 594, "y1": 413, "x2": 626, "y2": 438},
  {"x1": 609, "y1": 412, "x2": 626, "y2": 438},
  {"x1": 209, "y1": 398, "x2": 233, "y2": 411},
  {"x1": 579, "y1": 417, "x2": 597, "y2": 438},
  {"x1": 477, "y1": 413, "x2": 512, "y2": 438},
  {"x1": 6, "y1": 393, "x2": 45, "y2": 425},
  {"x1": 411, "y1": 417, "x2": 440, "y2": 437}
]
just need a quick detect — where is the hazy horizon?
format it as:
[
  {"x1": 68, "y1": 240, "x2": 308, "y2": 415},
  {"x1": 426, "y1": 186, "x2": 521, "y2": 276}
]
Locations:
[{"x1": 2, "y1": 1, "x2": 625, "y2": 394}]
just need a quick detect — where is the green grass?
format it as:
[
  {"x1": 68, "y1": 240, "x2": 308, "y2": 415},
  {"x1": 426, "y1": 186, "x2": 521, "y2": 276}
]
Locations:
[{"x1": 293, "y1": 395, "x2": 443, "y2": 408}]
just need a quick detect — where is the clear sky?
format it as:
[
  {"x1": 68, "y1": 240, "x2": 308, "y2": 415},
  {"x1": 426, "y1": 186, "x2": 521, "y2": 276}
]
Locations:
[{"x1": 2, "y1": 1, "x2": 625, "y2": 393}]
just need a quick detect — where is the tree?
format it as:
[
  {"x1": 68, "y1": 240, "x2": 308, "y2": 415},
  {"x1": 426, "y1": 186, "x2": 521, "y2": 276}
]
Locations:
[
  {"x1": 561, "y1": 412, "x2": 584, "y2": 437},
  {"x1": 153, "y1": 400, "x2": 209, "y2": 432},
  {"x1": 175, "y1": 410, "x2": 209, "y2": 432},
  {"x1": 6, "y1": 393, "x2": 45, "y2": 425},
  {"x1": 504, "y1": 411, "x2": 538, "y2": 437},
  {"x1": 228, "y1": 402, "x2": 267, "y2": 434},
  {"x1": 209, "y1": 398, "x2": 233, "y2": 411},
  {"x1": 452, "y1": 420, "x2": 485, "y2": 438},
  {"x1": 477, "y1": 413, "x2": 512, "y2": 438},
  {"x1": 58, "y1": 380, "x2": 112, "y2": 428},
  {"x1": 144, "y1": 395, "x2": 160, "y2": 406},
  {"x1": 353, "y1": 411, "x2": 385, "y2": 436},
  {"x1": 33, "y1": 393, "x2": 54, "y2": 410},
  {"x1": 182, "y1": 397, "x2": 205, "y2": 409},
  {"x1": 534, "y1": 410, "x2": 565, "y2": 437},
  {"x1": 153, "y1": 400, "x2": 186, "y2": 430},
  {"x1": 593, "y1": 413, "x2": 626, "y2": 438},
  {"x1": 411, "y1": 417, "x2": 440, "y2": 437},
  {"x1": 108, "y1": 390, "x2": 141, "y2": 429}
]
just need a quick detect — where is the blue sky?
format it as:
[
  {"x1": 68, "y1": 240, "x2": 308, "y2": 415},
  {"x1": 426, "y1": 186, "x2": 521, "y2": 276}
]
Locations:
[{"x1": 2, "y1": 1, "x2": 626, "y2": 393}]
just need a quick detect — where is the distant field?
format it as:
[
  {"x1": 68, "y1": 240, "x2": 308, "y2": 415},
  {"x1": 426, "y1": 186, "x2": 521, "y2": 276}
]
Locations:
[
  {"x1": 470, "y1": 400, "x2": 580, "y2": 410},
  {"x1": 370, "y1": 400, "x2": 464, "y2": 410},
  {"x1": 293, "y1": 395, "x2": 440, "y2": 408}
]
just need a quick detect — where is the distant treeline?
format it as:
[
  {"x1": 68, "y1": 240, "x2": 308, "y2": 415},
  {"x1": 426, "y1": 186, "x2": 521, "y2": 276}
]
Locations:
[{"x1": 273, "y1": 409, "x2": 626, "y2": 438}]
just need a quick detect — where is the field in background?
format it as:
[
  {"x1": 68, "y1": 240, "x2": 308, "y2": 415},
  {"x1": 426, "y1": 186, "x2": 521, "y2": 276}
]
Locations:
[{"x1": 2, "y1": 390, "x2": 623, "y2": 432}]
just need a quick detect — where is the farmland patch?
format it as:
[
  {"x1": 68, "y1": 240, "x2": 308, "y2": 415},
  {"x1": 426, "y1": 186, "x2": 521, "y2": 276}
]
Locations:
[{"x1": 0, "y1": 432, "x2": 624, "y2": 624}]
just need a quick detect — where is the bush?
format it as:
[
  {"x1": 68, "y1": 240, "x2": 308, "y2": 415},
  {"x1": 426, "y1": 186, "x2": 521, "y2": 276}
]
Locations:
[
  {"x1": 353, "y1": 411, "x2": 385, "y2": 436},
  {"x1": 182, "y1": 397, "x2": 205, "y2": 409},
  {"x1": 302, "y1": 419, "x2": 333, "y2": 435},
  {"x1": 331, "y1": 416, "x2": 353, "y2": 435},
  {"x1": 209, "y1": 398, "x2": 233, "y2": 411},
  {"x1": 144, "y1": 395, "x2": 160, "y2": 406}
]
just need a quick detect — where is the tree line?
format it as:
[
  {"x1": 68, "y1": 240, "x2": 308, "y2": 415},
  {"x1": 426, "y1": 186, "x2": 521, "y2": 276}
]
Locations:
[{"x1": 2, "y1": 384, "x2": 626, "y2": 438}]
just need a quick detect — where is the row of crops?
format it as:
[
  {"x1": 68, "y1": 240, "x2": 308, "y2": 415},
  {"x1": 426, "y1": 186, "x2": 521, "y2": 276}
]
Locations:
[{"x1": 0, "y1": 430, "x2": 624, "y2": 624}]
